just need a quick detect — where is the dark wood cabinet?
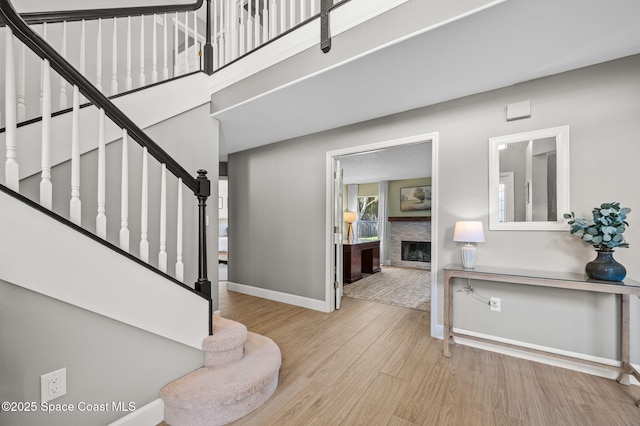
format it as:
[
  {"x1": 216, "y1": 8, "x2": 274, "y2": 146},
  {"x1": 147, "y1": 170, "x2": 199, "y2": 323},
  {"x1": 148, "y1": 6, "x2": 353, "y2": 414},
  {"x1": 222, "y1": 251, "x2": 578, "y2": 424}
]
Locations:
[{"x1": 343, "y1": 241, "x2": 381, "y2": 283}]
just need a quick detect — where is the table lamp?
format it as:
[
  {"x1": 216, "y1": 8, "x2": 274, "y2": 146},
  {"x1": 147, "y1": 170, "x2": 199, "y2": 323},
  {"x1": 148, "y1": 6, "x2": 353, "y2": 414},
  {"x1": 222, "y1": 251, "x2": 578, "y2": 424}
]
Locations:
[
  {"x1": 453, "y1": 221, "x2": 485, "y2": 269},
  {"x1": 344, "y1": 211, "x2": 357, "y2": 243}
]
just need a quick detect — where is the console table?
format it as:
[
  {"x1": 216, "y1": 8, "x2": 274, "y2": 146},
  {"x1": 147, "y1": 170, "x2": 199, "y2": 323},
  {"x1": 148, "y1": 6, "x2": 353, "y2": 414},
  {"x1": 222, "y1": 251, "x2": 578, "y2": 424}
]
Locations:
[
  {"x1": 343, "y1": 241, "x2": 381, "y2": 283},
  {"x1": 443, "y1": 264, "x2": 640, "y2": 407}
]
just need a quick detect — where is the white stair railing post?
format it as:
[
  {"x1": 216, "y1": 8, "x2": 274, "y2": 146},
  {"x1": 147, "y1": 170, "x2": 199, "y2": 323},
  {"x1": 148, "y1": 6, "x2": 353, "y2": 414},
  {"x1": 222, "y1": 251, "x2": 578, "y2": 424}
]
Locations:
[
  {"x1": 239, "y1": 1, "x2": 245, "y2": 57},
  {"x1": 158, "y1": 164, "x2": 168, "y2": 273},
  {"x1": 140, "y1": 147, "x2": 149, "y2": 262},
  {"x1": 174, "y1": 12, "x2": 179, "y2": 75},
  {"x1": 193, "y1": 10, "x2": 198, "y2": 70},
  {"x1": 96, "y1": 109, "x2": 107, "y2": 239},
  {"x1": 69, "y1": 85, "x2": 81, "y2": 225},
  {"x1": 139, "y1": 15, "x2": 146, "y2": 87},
  {"x1": 289, "y1": 0, "x2": 295, "y2": 30},
  {"x1": 126, "y1": 16, "x2": 132, "y2": 90},
  {"x1": 212, "y1": 0, "x2": 219, "y2": 70},
  {"x1": 262, "y1": 0, "x2": 269, "y2": 42},
  {"x1": 59, "y1": 21, "x2": 68, "y2": 109},
  {"x1": 111, "y1": 18, "x2": 118, "y2": 95},
  {"x1": 270, "y1": 0, "x2": 277, "y2": 39},
  {"x1": 253, "y1": 0, "x2": 260, "y2": 49},
  {"x1": 163, "y1": 13, "x2": 169, "y2": 80},
  {"x1": 280, "y1": 0, "x2": 286, "y2": 33},
  {"x1": 120, "y1": 129, "x2": 130, "y2": 252},
  {"x1": 184, "y1": 11, "x2": 190, "y2": 73},
  {"x1": 97, "y1": 18, "x2": 104, "y2": 92},
  {"x1": 175, "y1": 179, "x2": 184, "y2": 281},
  {"x1": 5, "y1": 28, "x2": 19, "y2": 192},
  {"x1": 80, "y1": 19, "x2": 87, "y2": 103},
  {"x1": 152, "y1": 14, "x2": 158, "y2": 83},
  {"x1": 230, "y1": 0, "x2": 238, "y2": 59},
  {"x1": 246, "y1": 0, "x2": 253, "y2": 53},
  {"x1": 17, "y1": 43, "x2": 26, "y2": 122},
  {"x1": 39, "y1": 23, "x2": 47, "y2": 115},
  {"x1": 40, "y1": 57, "x2": 52, "y2": 209},
  {"x1": 312, "y1": 0, "x2": 317, "y2": 16}
]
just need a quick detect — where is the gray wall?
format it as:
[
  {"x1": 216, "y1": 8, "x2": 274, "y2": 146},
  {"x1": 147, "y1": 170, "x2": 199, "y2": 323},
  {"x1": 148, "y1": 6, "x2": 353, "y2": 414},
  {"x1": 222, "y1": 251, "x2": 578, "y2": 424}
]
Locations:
[
  {"x1": 0, "y1": 279, "x2": 203, "y2": 426},
  {"x1": 229, "y1": 55, "x2": 640, "y2": 361}
]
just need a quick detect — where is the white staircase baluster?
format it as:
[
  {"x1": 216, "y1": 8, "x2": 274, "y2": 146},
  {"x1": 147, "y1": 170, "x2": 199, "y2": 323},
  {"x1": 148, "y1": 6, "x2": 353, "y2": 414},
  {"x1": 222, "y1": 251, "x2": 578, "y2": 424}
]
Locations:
[
  {"x1": 193, "y1": 11, "x2": 198, "y2": 70},
  {"x1": 139, "y1": 15, "x2": 146, "y2": 87},
  {"x1": 158, "y1": 164, "x2": 167, "y2": 273},
  {"x1": 111, "y1": 18, "x2": 118, "y2": 95},
  {"x1": 40, "y1": 23, "x2": 47, "y2": 115},
  {"x1": 140, "y1": 147, "x2": 149, "y2": 262},
  {"x1": 254, "y1": 0, "x2": 260, "y2": 48},
  {"x1": 311, "y1": 0, "x2": 317, "y2": 16},
  {"x1": 152, "y1": 14, "x2": 158, "y2": 83},
  {"x1": 96, "y1": 109, "x2": 107, "y2": 239},
  {"x1": 246, "y1": 0, "x2": 253, "y2": 53},
  {"x1": 96, "y1": 18, "x2": 103, "y2": 92},
  {"x1": 212, "y1": 0, "x2": 219, "y2": 70},
  {"x1": 225, "y1": 0, "x2": 231, "y2": 62},
  {"x1": 70, "y1": 85, "x2": 81, "y2": 226},
  {"x1": 230, "y1": 0, "x2": 238, "y2": 59},
  {"x1": 163, "y1": 13, "x2": 169, "y2": 80},
  {"x1": 5, "y1": 28, "x2": 19, "y2": 191},
  {"x1": 126, "y1": 16, "x2": 132, "y2": 91},
  {"x1": 239, "y1": 1, "x2": 245, "y2": 56},
  {"x1": 120, "y1": 129, "x2": 130, "y2": 252},
  {"x1": 184, "y1": 11, "x2": 190, "y2": 73},
  {"x1": 175, "y1": 178, "x2": 184, "y2": 281},
  {"x1": 289, "y1": 0, "x2": 295, "y2": 29},
  {"x1": 174, "y1": 12, "x2": 179, "y2": 75},
  {"x1": 80, "y1": 20, "x2": 86, "y2": 103},
  {"x1": 60, "y1": 21, "x2": 68, "y2": 109},
  {"x1": 40, "y1": 57, "x2": 52, "y2": 209},
  {"x1": 270, "y1": 0, "x2": 277, "y2": 39},
  {"x1": 17, "y1": 43, "x2": 25, "y2": 122},
  {"x1": 280, "y1": 0, "x2": 286, "y2": 33},
  {"x1": 263, "y1": 0, "x2": 269, "y2": 42},
  {"x1": 301, "y1": 0, "x2": 306, "y2": 21}
]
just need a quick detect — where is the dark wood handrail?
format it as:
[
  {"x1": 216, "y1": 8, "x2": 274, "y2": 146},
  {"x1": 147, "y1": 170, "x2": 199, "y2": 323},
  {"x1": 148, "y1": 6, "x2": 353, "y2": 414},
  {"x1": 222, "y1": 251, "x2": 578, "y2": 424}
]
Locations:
[
  {"x1": 0, "y1": 0, "x2": 203, "y2": 26},
  {"x1": 0, "y1": 0, "x2": 199, "y2": 194}
]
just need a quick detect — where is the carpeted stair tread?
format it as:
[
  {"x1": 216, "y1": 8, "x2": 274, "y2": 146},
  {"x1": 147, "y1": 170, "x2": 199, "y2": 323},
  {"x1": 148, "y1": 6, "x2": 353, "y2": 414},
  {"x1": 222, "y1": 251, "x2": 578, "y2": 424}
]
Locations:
[
  {"x1": 203, "y1": 316, "x2": 248, "y2": 352},
  {"x1": 161, "y1": 331, "x2": 281, "y2": 409}
]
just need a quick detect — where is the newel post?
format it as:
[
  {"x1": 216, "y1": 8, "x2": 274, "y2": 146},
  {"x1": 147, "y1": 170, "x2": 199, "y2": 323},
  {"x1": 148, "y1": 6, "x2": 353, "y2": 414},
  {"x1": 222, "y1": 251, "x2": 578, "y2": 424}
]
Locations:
[
  {"x1": 204, "y1": 0, "x2": 214, "y2": 74},
  {"x1": 195, "y1": 169, "x2": 213, "y2": 334}
]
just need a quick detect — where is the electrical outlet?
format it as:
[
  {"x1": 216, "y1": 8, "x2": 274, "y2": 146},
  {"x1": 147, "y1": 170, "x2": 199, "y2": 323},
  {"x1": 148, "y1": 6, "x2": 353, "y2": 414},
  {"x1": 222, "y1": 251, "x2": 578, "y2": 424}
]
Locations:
[
  {"x1": 41, "y1": 368, "x2": 67, "y2": 402},
  {"x1": 490, "y1": 297, "x2": 501, "y2": 312}
]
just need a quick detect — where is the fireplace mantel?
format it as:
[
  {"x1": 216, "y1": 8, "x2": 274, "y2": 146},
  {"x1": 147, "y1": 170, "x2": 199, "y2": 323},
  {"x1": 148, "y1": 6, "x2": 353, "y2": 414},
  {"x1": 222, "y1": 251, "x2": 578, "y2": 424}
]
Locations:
[{"x1": 388, "y1": 216, "x2": 431, "y2": 222}]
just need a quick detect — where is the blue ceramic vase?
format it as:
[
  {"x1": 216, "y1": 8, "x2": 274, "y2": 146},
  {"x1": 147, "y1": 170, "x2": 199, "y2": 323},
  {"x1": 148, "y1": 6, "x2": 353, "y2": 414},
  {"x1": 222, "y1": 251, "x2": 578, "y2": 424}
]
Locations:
[{"x1": 585, "y1": 249, "x2": 626, "y2": 281}]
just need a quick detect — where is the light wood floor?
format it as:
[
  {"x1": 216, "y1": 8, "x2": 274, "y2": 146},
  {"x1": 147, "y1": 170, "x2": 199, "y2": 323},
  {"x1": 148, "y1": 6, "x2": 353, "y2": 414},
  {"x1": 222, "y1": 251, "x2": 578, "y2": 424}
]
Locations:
[{"x1": 216, "y1": 285, "x2": 640, "y2": 425}]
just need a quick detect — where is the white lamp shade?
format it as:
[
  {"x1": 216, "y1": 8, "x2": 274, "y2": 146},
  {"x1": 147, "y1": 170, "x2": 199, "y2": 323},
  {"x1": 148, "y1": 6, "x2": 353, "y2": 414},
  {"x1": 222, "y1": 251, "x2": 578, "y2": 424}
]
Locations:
[
  {"x1": 453, "y1": 221, "x2": 485, "y2": 243},
  {"x1": 344, "y1": 211, "x2": 358, "y2": 223}
]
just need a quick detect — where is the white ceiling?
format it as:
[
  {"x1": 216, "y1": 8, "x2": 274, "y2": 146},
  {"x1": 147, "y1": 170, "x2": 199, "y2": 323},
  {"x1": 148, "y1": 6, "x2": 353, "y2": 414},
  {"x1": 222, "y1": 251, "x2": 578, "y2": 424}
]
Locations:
[
  {"x1": 340, "y1": 142, "x2": 432, "y2": 184},
  {"x1": 213, "y1": 0, "x2": 640, "y2": 161}
]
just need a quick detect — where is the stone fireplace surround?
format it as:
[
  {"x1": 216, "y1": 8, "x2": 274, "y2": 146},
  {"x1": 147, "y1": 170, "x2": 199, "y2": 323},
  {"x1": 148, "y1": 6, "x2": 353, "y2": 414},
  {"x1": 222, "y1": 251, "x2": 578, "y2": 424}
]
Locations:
[{"x1": 389, "y1": 219, "x2": 431, "y2": 270}]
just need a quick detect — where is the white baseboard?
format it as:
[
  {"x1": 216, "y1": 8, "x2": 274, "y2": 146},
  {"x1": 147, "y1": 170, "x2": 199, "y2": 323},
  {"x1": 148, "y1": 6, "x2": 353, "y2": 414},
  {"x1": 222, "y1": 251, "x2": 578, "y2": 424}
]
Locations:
[
  {"x1": 453, "y1": 328, "x2": 640, "y2": 386},
  {"x1": 108, "y1": 399, "x2": 164, "y2": 426},
  {"x1": 226, "y1": 282, "x2": 327, "y2": 312}
]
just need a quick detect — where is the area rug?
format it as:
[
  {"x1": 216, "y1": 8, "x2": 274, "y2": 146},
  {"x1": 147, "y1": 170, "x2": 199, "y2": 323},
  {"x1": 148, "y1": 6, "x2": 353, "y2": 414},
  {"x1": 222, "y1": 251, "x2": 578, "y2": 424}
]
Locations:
[{"x1": 343, "y1": 266, "x2": 431, "y2": 311}]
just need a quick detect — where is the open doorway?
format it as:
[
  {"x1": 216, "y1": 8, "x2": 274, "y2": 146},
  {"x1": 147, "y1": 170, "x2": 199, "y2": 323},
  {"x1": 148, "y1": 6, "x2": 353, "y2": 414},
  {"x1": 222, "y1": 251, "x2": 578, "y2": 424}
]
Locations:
[
  {"x1": 218, "y1": 178, "x2": 229, "y2": 281},
  {"x1": 325, "y1": 133, "x2": 440, "y2": 337}
]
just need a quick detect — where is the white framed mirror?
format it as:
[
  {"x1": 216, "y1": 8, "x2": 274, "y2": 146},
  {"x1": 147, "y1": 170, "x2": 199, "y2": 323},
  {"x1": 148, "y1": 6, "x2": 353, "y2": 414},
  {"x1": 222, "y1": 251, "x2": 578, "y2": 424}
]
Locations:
[{"x1": 489, "y1": 125, "x2": 570, "y2": 231}]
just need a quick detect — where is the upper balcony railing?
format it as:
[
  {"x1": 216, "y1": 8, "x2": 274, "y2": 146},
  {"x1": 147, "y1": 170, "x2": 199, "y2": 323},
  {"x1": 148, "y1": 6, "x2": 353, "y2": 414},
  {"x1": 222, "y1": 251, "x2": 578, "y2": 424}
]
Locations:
[{"x1": 0, "y1": 1, "x2": 206, "y2": 127}]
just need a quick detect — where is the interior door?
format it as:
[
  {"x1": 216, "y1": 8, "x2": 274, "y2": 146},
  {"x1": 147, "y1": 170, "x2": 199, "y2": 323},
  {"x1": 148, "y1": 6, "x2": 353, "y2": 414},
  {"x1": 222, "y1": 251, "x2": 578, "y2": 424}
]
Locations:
[{"x1": 333, "y1": 158, "x2": 344, "y2": 310}]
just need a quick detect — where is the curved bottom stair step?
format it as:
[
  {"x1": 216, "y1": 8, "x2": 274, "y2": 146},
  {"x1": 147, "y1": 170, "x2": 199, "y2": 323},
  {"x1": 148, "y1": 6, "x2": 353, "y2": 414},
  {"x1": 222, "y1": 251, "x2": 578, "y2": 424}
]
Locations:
[
  {"x1": 161, "y1": 332, "x2": 281, "y2": 426},
  {"x1": 203, "y1": 317, "x2": 248, "y2": 367}
]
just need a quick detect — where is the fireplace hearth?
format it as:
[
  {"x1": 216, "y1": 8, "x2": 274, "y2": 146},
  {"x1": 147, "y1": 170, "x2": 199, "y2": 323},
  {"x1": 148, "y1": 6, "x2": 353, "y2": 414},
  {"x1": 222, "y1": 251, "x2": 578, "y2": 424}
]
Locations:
[{"x1": 401, "y1": 241, "x2": 431, "y2": 263}]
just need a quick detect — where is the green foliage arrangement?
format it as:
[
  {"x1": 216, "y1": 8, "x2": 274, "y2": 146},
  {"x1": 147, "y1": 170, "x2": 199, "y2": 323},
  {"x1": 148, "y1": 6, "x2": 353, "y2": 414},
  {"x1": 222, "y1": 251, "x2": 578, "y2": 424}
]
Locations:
[{"x1": 564, "y1": 202, "x2": 631, "y2": 250}]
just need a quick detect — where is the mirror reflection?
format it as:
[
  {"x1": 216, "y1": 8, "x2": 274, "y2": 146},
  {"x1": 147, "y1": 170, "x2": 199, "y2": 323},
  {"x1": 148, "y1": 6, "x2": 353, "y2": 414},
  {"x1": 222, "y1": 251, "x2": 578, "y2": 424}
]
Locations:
[{"x1": 489, "y1": 126, "x2": 570, "y2": 231}]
